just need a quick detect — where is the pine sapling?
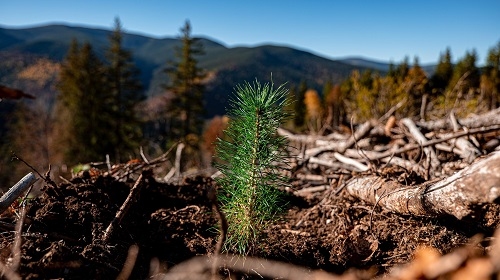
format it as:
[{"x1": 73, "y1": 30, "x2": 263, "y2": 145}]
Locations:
[{"x1": 215, "y1": 79, "x2": 290, "y2": 255}]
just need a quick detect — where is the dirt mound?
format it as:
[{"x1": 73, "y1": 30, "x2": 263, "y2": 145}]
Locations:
[
  {"x1": 0, "y1": 168, "x2": 495, "y2": 279},
  {"x1": 0, "y1": 173, "x2": 218, "y2": 279}
]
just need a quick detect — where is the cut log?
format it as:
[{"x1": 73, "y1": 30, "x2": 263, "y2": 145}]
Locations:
[{"x1": 345, "y1": 151, "x2": 500, "y2": 220}]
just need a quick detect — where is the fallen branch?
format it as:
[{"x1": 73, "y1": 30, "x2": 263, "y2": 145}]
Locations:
[
  {"x1": 107, "y1": 142, "x2": 178, "y2": 181},
  {"x1": 304, "y1": 120, "x2": 374, "y2": 158},
  {"x1": 345, "y1": 151, "x2": 500, "y2": 219},
  {"x1": 103, "y1": 171, "x2": 148, "y2": 242},
  {"x1": 418, "y1": 107, "x2": 500, "y2": 130},
  {"x1": 445, "y1": 111, "x2": 482, "y2": 163},
  {"x1": 400, "y1": 118, "x2": 440, "y2": 169},
  {"x1": 294, "y1": 185, "x2": 330, "y2": 196},
  {"x1": 8, "y1": 207, "x2": 26, "y2": 275},
  {"x1": 362, "y1": 125, "x2": 500, "y2": 161},
  {"x1": 0, "y1": 173, "x2": 37, "y2": 215},
  {"x1": 308, "y1": 157, "x2": 355, "y2": 171},
  {"x1": 333, "y1": 152, "x2": 369, "y2": 171},
  {"x1": 344, "y1": 149, "x2": 427, "y2": 177},
  {"x1": 278, "y1": 128, "x2": 347, "y2": 143},
  {"x1": 174, "y1": 142, "x2": 185, "y2": 180},
  {"x1": 207, "y1": 185, "x2": 227, "y2": 280}
]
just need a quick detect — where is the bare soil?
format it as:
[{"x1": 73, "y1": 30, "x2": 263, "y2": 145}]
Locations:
[{"x1": 0, "y1": 166, "x2": 497, "y2": 279}]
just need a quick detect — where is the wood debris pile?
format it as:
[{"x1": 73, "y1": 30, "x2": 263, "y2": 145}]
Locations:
[{"x1": 282, "y1": 108, "x2": 500, "y2": 220}]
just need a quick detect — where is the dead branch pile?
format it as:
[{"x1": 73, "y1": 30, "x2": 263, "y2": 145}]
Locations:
[{"x1": 281, "y1": 109, "x2": 500, "y2": 222}]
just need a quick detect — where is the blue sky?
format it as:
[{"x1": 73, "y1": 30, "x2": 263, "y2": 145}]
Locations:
[{"x1": 1, "y1": 0, "x2": 499, "y2": 64}]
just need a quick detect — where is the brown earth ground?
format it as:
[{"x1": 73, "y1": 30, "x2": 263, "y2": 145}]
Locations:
[{"x1": 0, "y1": 164, "x2": 498, "y2": 279}]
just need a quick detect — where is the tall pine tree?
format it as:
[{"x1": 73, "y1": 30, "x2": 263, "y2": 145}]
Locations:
[
  {"x1": 56, "y1": 40, "x2": 112, "y2": 165},
  {"x1": 105, "y1": 17, "x2": 144, "y2": 162},
  {"x1": 430, "y1": 47, "x2": 453, "y2": 95},
  {"x1": 441, "y1": 50, "x2": 480, "y2": 115},
  {"x1": 293, "y1": 81, "x2": 307, "y2": 129},
  {"x1": 448, "y1": 50, "x2": 480, "y2": 94},
  {"x1": 164, "y1": 20, "x2": 206, "y2": 141}
]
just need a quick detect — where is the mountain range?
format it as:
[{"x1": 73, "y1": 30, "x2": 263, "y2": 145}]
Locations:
[{"x1": 0, "y1": 24, "x2": 435, "y2": 117}]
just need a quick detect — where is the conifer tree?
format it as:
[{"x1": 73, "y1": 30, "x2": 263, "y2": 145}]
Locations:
[
  {"x1": 444, "y1": 50, "x2": 480, "y2": 115},
  {"x1": 164, "y1": 20, "x2": 206, "y2": 142},
  {"x1": 482, "y1": 42, "x2": 500, "y2": 110},
  {"x1": 215, "y1": 80, "x2": 290, "y2": 254},
  {"x1": 448, "y1": 50, "x2": 480, "y2": 94},
  {"x1": 405, "y1": 57, "x2": 429, "y2": 115},
  {"x1": 105, "y1": 17, "x2": 144, "y2": 162},
  {"x1": 293, "y1": 81, "x2": 307, "y2": 129},
  {"x1": 360, "y1": 69, "x2": 374, "y2": 88},
  {"x1": 430, "y1": 47, "x2": 453, "y2": 95},
  {"x1": 283, "y1": 84, "x2": 297, "y2": 130},
  {"x1": 56, "y1": 40, "x2": 112, "y2": 165},
  {"x1": 395, "y1": 56, "x2": 410, "y2": 81},
  {"x1": 387, "y1": 61, "x2": 397, "y2": 78}
]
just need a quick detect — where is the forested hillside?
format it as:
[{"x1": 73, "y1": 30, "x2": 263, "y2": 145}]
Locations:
[
  {"x1": 0, "y1": 23, "x2": 370, "y2": 117},
  {"x1": 0, "y1": 21, "x2": 499, "y2": 191}
]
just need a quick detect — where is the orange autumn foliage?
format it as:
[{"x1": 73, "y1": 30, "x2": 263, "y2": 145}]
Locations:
[{"x1": 304, "y1": 89, "x2": 322, "y2": 132}]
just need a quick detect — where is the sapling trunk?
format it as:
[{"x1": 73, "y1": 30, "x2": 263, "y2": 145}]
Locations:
[{"x1": 215, "y1": 80, "x2": 290, "y2": 255}]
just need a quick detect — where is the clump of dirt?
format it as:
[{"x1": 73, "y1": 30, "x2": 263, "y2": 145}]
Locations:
[{"x1": 0, "y1": 168, "x2": 497, "y2": 279}]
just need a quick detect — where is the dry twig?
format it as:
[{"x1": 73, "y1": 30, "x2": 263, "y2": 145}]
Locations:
[{"x1": 103, "y1": 171, "x2": 148, "y2": 242}]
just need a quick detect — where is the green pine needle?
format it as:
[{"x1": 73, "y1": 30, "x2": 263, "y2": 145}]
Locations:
[{"x1": 215, "y1": 79, "x2": 291, "y2": 255}]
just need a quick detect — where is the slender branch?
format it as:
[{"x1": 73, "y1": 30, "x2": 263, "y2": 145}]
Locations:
[
  {"x1": 10, "y1": 207, "x2": 26, "y2": 272},
  {"x1": 11, "y1": 153, "x2": 55, "y2": 187},
  {"x1": 103, "y1": 172, "x2": 147, "y2": 242}
]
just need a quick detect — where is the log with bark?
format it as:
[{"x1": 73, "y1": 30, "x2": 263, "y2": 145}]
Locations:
[{"x1": 344, "y1": 150, "x2": 500, "y2": 220}]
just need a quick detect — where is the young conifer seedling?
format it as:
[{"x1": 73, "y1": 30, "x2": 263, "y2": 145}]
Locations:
[{"x1": 215, "y1": 79, "x2": 290, "y2": 255}]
